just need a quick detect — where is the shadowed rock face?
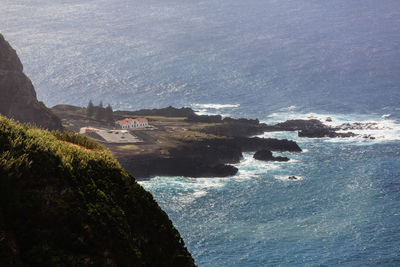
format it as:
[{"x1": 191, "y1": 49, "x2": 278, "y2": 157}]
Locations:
[
  {"x1": 0, "y1": 34, "x2": 62, "y2": 130},
  {"x1": 253, "y1": 149, "x2": 290, "y2": 162}
]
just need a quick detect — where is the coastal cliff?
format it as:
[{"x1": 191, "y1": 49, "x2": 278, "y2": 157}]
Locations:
[
  {"x1": 0, "y1": 34, "x2": 62, "y2": 130},
  {"x1": 0, "y1": 35, "x2": 195, "y2": 266},
  {"x1": 0, "y1": 115, "x2": 195, "y2": 266}
]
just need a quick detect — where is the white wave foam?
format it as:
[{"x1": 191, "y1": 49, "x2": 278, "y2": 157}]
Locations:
[
  {"x1": 193, "y1": 103, "x2": 240, "y2": 109},
  {"x1": 234, "y1": 169, "x2": 258, "y2": 180},
  {"x1": 237, "y1": 153, "x2": 282, "y2": 171},
  {"x1": 139, "y1": 176, "x2": 230, "y2": 204},
  {"x1": 256, "y1": 131, "x2": 302, "y2": 142},
  {"x1": 333, "y1": 118, "x2": 400, "y2": 142},
  {"x1": 279, "y1": 105, "x2": 297, "y2": 111},
  {"x1": 263, "y1": 111, "x2": 400, "y2": 143},
  {"x1": 191, "y1": 190, "x2": 207, "y2": 198},
  {"x1": 191, "y1": 103, "x2": 238, "y2": 117},
  {"x1": 265, "y1": 112, "x2": 340, "y2": 126}
]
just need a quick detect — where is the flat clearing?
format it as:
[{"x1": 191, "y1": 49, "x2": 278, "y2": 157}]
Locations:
[
  {"x1": 52, "y1": 105, "x2": 220, "y2": 157},
  {"x1": 80, "y1": 127, "x2": 141, "y2": 143}
]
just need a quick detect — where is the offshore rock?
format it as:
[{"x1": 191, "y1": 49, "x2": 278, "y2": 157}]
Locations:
[{"x1": 253, "y1": 149, "x2": 290, "y2": 162}]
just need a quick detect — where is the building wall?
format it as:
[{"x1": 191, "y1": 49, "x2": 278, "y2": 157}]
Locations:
[{"x1": 117, "y1": 120, "x2": 148, "y2": 129}]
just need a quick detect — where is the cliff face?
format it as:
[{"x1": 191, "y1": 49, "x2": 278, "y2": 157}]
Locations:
[
  {"x1": 0, "y1": 115, "x2": 195, "y2": 266},
  {"x1": 0, "y1": 34, "x2": 62, "y2": 130}
]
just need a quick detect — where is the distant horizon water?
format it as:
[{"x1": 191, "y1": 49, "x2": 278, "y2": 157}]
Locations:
[{"x1": 1, "y1": 0, "x2": 400, "y2": 120}]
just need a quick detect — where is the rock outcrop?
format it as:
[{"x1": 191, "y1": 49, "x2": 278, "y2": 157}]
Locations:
[
  {"x1": 119, "y1": 137, "x2": 300, "y2": 178},
  {"x1": 265, "y1": 119, "x2": 356, "y2": 138},
  {"x1": 197, "y1": 117, "x2": 266, "y2": 137},
  {"x1": 0, "y1": 34, "x2": 62, "y2": 130},
  {"x1": 253, "y1": 149, "x2": 290, "y2": 162}
]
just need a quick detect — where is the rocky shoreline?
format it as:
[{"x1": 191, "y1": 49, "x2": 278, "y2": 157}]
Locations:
[
  {"x1": 263, "y1": 119, "x2": 375, "y2": 139},
  {"x1": 53, "y1": 105, "x2": 369, "y2": 179},
  {"x1": 118, "y1": 136, "x2": 301, "y2": 178}
]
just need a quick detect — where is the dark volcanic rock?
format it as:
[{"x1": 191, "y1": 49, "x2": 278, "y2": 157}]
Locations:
[
  {"x1": 265, "y1": 119, "x2": 358, "y2": 139},
  {"x1": 123, "y1": 139, "x2": 242, "y2": 178},
  {"x1": 199, "y1": 119, "x2": 266, "y2": 137},
  {"x1": 114, "y1": 106, "x2": 196, "y2": 118},
  {"x1": 253, "y1": 149, "x2": 290, "y2": 162},
  {"x1": 232, "y1": 137, "x2": 302, "y2": 152},
  {"x1": 264, "y1": 119, "x2": 326, "y2": 131},
  {"x1": 298, "y1": 128, "x2": 356, "y2": 138},
  {"x1": 119, "y1": 136, "x2": 301, "y2": 178},
  {"x1": 336, "y1": 122, "x2": 380, "y2": 131},
  {"x1": 120, "y1": 155, "x2": 238, "y2": 178},
  {"x1": 0, "y1": 34, "x2": 62, "y2": 130},
  {"x1": 223, "y1": 117, "x2": 260, "y2": 125},
  {"x1": 186, "y1": 114, "x2": 222, "y2": 123},
  {"x1": 209, "y1": 164, "x2": 238, "y2": 176}
]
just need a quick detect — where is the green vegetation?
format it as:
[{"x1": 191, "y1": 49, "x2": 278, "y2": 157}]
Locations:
[
  {"x1": 169, "y1": 130, "x2": 226, "y2": 142},
  {"x1": 86, "y1": 100, "x2": 94, "y2": 117},
  {"x1": 190, "y1": 123, "x2": 223, "y2": 131},
  {"x1": 95, "y1": 101, "x2": 105, "y2": 121},
  {"x1": 0, "y1": 115, "x2": 194, "y2": 266},
  {"x1": 105, "y1": 104, "x2": 114, "y2": 123},
  {"x1": 87, "y1": 101, "x2": 114, "y2": 123}
]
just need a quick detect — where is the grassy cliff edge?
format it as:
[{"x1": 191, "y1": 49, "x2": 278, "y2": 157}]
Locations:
[{"x1": 0, "y1": 115, "x2": 195, "y2": 266}]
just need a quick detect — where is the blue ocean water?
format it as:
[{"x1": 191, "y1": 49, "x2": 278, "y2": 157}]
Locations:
[
  {"x1": 1, "y1": 0, "x2": 400, "y2": 265},
  {"x1": 1, "y1": 0, "x2": 400, "y2": 118},
  {"x1": 140, "y1": 111, "x2": 400, "y2": 266}
]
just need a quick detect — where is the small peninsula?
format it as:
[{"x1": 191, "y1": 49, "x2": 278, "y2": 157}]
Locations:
[
  {"x1": 52, "y1": 104, "x2": 368, "y2": 179},
  {"x1": 52, "y1": 105, "x2": 302, "y2": 178}
]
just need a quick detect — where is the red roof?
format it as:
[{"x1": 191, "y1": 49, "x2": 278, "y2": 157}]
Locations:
[
  {"x1": 117, "y1": 118, "x2": 147, "y2": 124},
  {"x1": 118, "y1": 118, "x2": 134, "y2": 124}
]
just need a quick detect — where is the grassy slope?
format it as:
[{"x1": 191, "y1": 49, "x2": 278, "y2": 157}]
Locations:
[{"x1": 0, "y1": 115, "x2": 194, "y2": 266}]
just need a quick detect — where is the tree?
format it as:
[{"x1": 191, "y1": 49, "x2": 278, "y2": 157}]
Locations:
[
  {"x1": 105, "y1": 104, "x2": 114, "y2": 123},
  {"x1": 95, "y1": 101, "x2": 105, "y2": 121},
  {"x1": 86, "y1": 100, "x2": 94, "y2": 117}
]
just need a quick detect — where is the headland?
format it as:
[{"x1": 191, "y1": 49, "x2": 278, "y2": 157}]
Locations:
[{"x1": 52, "y1": 105, "x2": 364, "y2": 179}]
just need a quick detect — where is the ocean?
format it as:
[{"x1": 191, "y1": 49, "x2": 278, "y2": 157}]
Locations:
[{"x1": 1, "y1": 0, "x2": 400, "y2": 265}]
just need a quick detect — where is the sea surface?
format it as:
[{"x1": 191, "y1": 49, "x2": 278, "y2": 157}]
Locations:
[{"x1": 1, "y1": 0, "x2": 400, "y2": 265}]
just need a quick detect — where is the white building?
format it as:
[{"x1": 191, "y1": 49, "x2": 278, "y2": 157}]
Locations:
[{"x1": 116, "y1": 118, "x2": 149, "y2": 129}]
